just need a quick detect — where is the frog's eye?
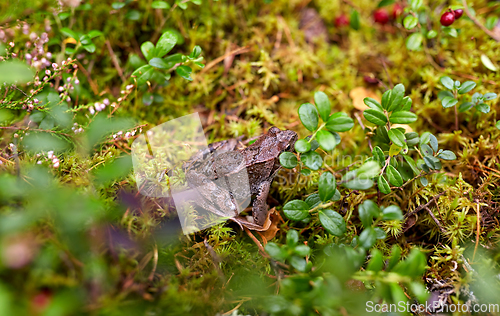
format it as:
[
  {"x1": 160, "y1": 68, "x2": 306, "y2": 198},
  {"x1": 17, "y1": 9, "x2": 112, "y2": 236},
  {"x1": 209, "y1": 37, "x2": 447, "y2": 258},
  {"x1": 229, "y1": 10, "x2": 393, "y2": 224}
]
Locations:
[{"x1": 285, "y1": 144, "x2": 291, "y2": 151}]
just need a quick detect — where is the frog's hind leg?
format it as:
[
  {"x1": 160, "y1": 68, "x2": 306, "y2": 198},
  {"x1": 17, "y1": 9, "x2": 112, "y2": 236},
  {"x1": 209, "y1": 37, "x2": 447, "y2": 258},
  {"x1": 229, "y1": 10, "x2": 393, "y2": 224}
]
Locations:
[{"x1": 252, "y1": 180, "x2": 271, "y2": 226}]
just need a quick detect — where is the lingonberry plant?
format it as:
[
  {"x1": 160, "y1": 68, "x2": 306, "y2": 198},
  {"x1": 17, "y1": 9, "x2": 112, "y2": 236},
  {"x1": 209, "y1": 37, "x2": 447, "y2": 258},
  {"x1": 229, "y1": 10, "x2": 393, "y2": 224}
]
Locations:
[
  {"x1": 438, "y1": 76, "x2": 498, "y2": 129},
  {"x1": 360, "y1": 83, "x2": 457, "y2": 190}
]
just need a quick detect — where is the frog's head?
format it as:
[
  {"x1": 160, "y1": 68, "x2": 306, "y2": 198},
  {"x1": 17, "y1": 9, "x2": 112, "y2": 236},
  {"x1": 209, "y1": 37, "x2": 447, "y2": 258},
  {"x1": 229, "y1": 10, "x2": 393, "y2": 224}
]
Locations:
[{"x1": 268, "y1": 127, "x2": 298, "y2": 153}]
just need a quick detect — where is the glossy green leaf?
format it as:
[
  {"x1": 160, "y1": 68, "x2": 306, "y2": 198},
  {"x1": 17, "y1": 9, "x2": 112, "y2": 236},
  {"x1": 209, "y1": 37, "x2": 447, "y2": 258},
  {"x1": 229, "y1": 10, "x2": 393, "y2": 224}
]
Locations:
[
  {"x1": 386, "y1": 165, "x2": 403, "y2": 187},
  {"x1": 403, "y1": 15, "x2": 418, "y2": 30},
  {"x1": 441, "y1": 96, "x2": 458, "y2": 108},
  {"x1": 286, "y1": 229, "x2": 299, "y2": 246},
  {"x1": 298, "y1": 103, "x2": 319, "y2": 131},
  {"x1": 440, "y1": 76, "x2": 455, "y2": 90},
  {"x1": 316, "y1": 130, "x2": 337, "y2": 151},
  {"x1": 279, "y1": 152, "x2": 298, "y2": 169},
  {"x1": 458, "y1": 81, "x2": 476, "y2": 94},
  {"x1": 481, "y1": 54, "x2": 498, "y2": 71},
  {"x1": 382, "y1": 205, "x2": 403, "y2": 220},
  {"x1": 367, "y1": 249, "x2": 384, "y2": 272},
  {"x1": 156, "y1": 30, "x2": 177, "y2": 58},
  {"x1": 319, "y1": 209, "x2": 346, "y2": 237},
  {"x1": 437, "y1": 150, "x2": 456, "y2": 160},
  {"x1": 325, "y1": 112, "x2": 354, "y2": 132},
  {"x1": 389, "y1": 111, "x2": 417, "y2": 124},
  {"x1": 141, "y1": 41, "x2": 155, "y2": 61},
  {"x1": 301, "y1": 151, "x2": 322, "y2": 170},
  {"x1": 151, "y1": 1, "x2": 171, "y2": 9},
  {"x1": 400, "y1": 96, "x2": 412, "y2": 111},
  {"x1": 406, "y1": 32, "x2": 423, "y2": 51},
  {"x1": 350, "y1": 10, "x2": 360, "y2": 30},
  {"x1": 363, "y1": 97, "x2": 383, "y2": 111},
  {"x1": 175, "y1": 65, "x2": 193, "y2": 81},
  {"x1": 265, "y1": 243, "x2": 288, "y2": 261},
  {"x1": 388, "y1": 128, "x2": 405, "y2": 147},
  {"x1": 458, "y1": 102, "x2": 474, "y2": 112},
  {"x1": 314, "y1": 91, "x2": 331, "y2": 122},
  {"x1": 294, "y1": 139, "x2": 311, "y2": 153},
  {"x1": 373, "y1": 146, "x2": 385, "y2": 167},
  {"x1": 364, "y1": 109, "x2": 387, "y2": 126},
  {"x1": 359, "y1": 200, "x2": 380, "y2": 228},
  {"x1": 356, "y1": 161, "x2": 381, "y2": 179},
  {"x1": 358, "y1": 227, "x2": 377, "y2": 249},
  {"x1": 149, "y1": 57, "x2": 169, "y2": 69},
  {"x1": 319, "y1": 172, "x2": 336, "y2": 202},
  {"x1": 378, "y1": 175, "x2": 391, "y2": 194},
  {"x1": 476, "y1": 103, "x2": 490, "y2": 113},
  {"x1": 381, "y1": 89, "x2": 391, "y2": 110},
  {"x1": 283, "y1": 200, "x2": 310, "y2": 221}
]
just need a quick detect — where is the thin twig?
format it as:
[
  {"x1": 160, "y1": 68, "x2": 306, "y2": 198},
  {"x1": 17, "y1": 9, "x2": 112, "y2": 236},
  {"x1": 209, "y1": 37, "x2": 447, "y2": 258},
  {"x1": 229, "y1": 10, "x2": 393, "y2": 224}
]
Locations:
[
  {"x1": 462, "y1": 0, "x2": 500, "y2": 41},
  {"x1": 105, "y1": 40, "x2": 126, "y2": 82},
  {"x1": 425, "y1": 206, "x2": 446, "y2": 233}
]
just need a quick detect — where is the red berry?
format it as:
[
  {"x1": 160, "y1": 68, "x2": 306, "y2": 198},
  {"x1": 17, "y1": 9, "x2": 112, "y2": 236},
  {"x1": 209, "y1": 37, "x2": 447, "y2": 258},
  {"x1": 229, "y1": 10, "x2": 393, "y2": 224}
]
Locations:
[
  {"x1": 335, "y1": 14, "x2": 350, "y2": 28},
  {"x1": 440, "y1": 12, "x2": 455, "y2": 26},
  {"x1": 374, "y1": 9, "x2": 390, "y2": 25},
  {"x1": 392, "y1": 3, "x2": 404, "y2": 19},
  {"x1": 453, "y1": 9, "x2": 464, "y2": 19}
]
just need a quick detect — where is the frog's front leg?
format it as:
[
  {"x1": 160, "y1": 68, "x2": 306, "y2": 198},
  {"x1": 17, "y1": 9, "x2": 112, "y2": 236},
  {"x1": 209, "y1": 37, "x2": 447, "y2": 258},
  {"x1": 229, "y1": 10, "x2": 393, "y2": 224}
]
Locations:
[{"x1": 252, "y1": 179, "x2": 272, "y2": 226}]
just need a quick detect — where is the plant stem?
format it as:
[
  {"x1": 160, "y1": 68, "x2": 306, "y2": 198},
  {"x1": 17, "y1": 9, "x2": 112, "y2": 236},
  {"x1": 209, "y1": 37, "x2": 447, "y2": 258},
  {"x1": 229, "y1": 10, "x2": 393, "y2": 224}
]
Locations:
[
  {"x1": 308, "y1": 123, "x2": 326, "y2": 143},
  {"x1": 462, "y1": 0, "x2": 500, "y2": 42}
]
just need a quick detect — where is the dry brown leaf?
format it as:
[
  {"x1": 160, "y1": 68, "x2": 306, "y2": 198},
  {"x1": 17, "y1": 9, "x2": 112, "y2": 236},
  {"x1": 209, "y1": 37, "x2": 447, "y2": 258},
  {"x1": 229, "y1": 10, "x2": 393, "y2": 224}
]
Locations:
[
  {"x1": 256, "y1": 208, "x2": 281, "y2": 244},
  {"x1": 349, "y1": 87, "x2": 380, "y2": 111}
]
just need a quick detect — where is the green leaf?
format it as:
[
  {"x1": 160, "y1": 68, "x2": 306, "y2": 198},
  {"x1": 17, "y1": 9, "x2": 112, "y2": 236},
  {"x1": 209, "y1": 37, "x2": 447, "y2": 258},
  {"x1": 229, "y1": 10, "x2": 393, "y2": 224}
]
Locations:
[
  {"x1": 382, "y1": 205, "x2": 403, "y2": 220},
  {"x1": 388, "y1": 128, "x2": 405, "y2": 147},
  {"x1": 149, "y1": 57, "x2": 169, "y2": 69},
  {"x1": 319, "y1": 172, "x2": 336, "y2": 202},
  {"x1": 400, "y1": 96, "x2": 412, "y2": 111},
  {"x1": 437, "y1": 150, "x2": 456, "y2": 160},
  {"x1": 305, "y1": 193, "x2": 321, "y2": 208},
  {"x1": 279, "y1": 152, "x2": 298, "y2": 168},
  {"x1": 403, "y1": 155, "x2": 420, "y2": 175},
  {"x1": 283, "y1": 200, "x2": 310, "y2": 221},
  {"x1": 484, "y1": 93, "x2": 497, "y2": 100},
  {"x1": 496, "y1": 121, "x2": 500, "y2": 130},
  {"x1": 265, "y1": 243, "x2": 288, "y2": 261},
  {"x1": 290, "y1": 255, "x2": 307, "y2": 272},
  {"x1": 458, "y1": 102, "x2": 474, "y2": 112},
  {"x1": 83, "y1": 43, "x2": 96, "y2": 53},
  {"x1": 151, "y1": 1, "x2": 171, "y2": 9},
  {"x1": 287, "y1": 229, "x2": 299, "y2": 246},
  {"x1": 156, "y1": 30, "x2": 178, "y2": 58},
  {"x1": 363, "y1": 97, "x2": 383, "y2": 111},
  {"x1": 367, "y1": 249, "x2": 384, "y2": 272},
  {"x1": 406, "y1": 33, "x2": 423, "y2": 51},
  {"x1": 373, "y1": 146, "x2": 385, "y2": 167},
  {"x1": 112, "y1": 2, "x2": 126, "y2": 9},
  {"x1": 377, "y1": 0, "x2": 395, "y2": 7},
  {"x1": 441, "y1": 96, "x2": 458, "y2": 108},
  {"x1": 356, "y1": 161, "x2": 381, "y2": 179},
  {"x1": 358, "y1": 227, "x2": 377, "y2": 249},
  {"x1": 405, "y1": 132, "x2": 419, "y2": 147},
  {"x1": 301, "y1": 151, "x2": 322, "y2": 170},
  {"x1": 316, "y1": 130, "x2": 337, "y2": 151},
  {"x1": 141, "y1": 41, "x2": 155, "y2": 61},
  {"x1": 403, "y1": 15, "x2": 418, "y2": 30},
  {"x1": 440, "y1": 76, "x2": 455, "y2": 90},
  {"x1": 319, "y1": 210, "x2": 346, "y2": 237},
  {"x1": 476, "y1": 103, "x2": 490, "y2": 113},
  {"x1": 175, "y1": 65, "x2": 193, "y2": 81},
  {"x1": 0, "y1": 60, "x2": 34, "y2": 84},
  {"x1": 363, "y1": 109, "x2": 387, "y2": 126},
  {"x1": 387, "y1": 245, "x2": 401, "y2": 271},
  {"x1": 294, "y1": 139, "x2": 311, "y2": 153},
  {"x1": 60, "y1": 27, "x2": 77, "y2": 39},
  {"x1": 443, "y1": 26, "x2": 457, "y2": 37},
  {"x1": 294, "y1": 245, "x2": 311, "y2": 257},
  {"x1": 387, "y1": 84, "x2": 405, "y2": 112},
  {"x1": 298, "y1": 103, "x2": 319, "y2": 131},
  {"x1": 438, "y1": 90, "x2": 454, "y2": 100},
  {"x1": 393, "y1": 249, "x2": 427, "y2": 277},
  {"x1": 427, "y1": 30, "x2": 437, "y2": 39},
  {"x1": 409, "y1": 0, "x2": 423, "y2": 10},
  {"x1": 359, "y1": 200, "x2": 380, "y2": 228},
  {"x1": 481, "y1": 54, "x2": 498, "y2": 71},
  {"x1": 190, "y1": 45, "x2": 202, "y2": 58},
  {"x1": 389, "y1": 111, "x2": 417, "y2": 124},
  {"x1": 424, "y1": 156, "x2": 441, "y2": 170},
  {"x1": 343, "y1": 177, "x2": 374, "y2": 190},
  {"x1": 381, "y1": 89, "x2": 391, "y2": 110},
  {"x1": 125, "y1": 10, "x2": 141, "y2": 20},
  {"x1": 132, "y1": 64, "x2": 154, "y2": 85},
  {"x1": 420, "y1": 177, "x2": 429, "y2": 186},
  {"x1": 378, "y1": 175, "x2": 391, "y2": 194},
  {"x1": 386, "y1": 165, "x2": 403, "y2": 187},
  {"x1": 325, "y1": 112, "x2": 354, "y2": 132},
  {"x1": 429, "y1": 134, "x2": 438, "y2": 152},
  {"x1": 314, "y1": 91, "x2": 331, "y2": 122},
  {"x1": 350, "y1": 9, "x2": 360, "y2": 30},
  {"x1": 458, "y1": 81, "x2": 476, "y2": 94},
  {"x1": 420, "y1": 144, "x2": 433, "y2": 157}
]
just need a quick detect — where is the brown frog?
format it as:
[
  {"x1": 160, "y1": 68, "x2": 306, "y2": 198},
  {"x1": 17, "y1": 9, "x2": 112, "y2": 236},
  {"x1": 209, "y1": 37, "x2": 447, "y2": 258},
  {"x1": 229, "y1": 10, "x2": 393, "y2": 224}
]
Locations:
[{"x1": 184, "y1": 127, "x2": 297, "y2": 229}]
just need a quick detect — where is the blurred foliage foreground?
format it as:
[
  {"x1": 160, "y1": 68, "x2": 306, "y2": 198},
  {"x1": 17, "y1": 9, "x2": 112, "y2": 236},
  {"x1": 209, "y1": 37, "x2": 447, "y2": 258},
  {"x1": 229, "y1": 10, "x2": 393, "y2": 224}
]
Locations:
[{"x1": 1, "y1": 0, "x2": 500, "y2": 315}]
